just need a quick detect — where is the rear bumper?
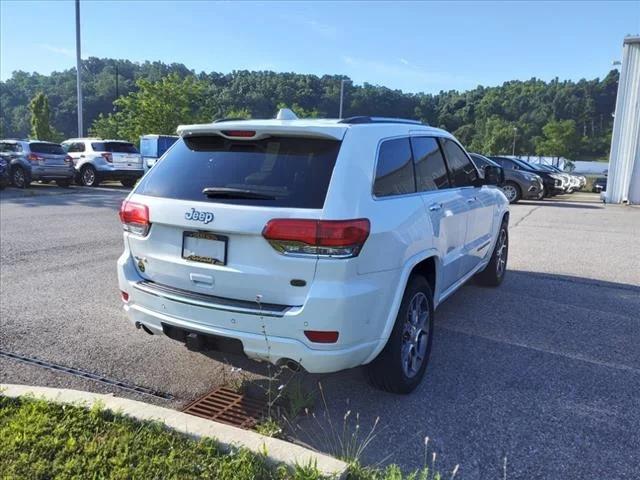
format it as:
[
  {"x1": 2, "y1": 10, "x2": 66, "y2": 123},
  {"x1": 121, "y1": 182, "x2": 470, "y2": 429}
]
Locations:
[
  {"x1": 117, "y1": 252, "x2": 393, "y2": 373},
  {"x1": 93, "y1": 164, "x2": 144, "y2": 179},
  {"x1": 31, "y1": 165, "x2": 75, "y2": 180}
]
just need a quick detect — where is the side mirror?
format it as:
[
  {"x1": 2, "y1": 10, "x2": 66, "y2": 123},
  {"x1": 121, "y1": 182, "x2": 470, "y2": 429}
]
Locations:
[{"x1": 483, "y1": 165, "x2": 504, "y2": 186}]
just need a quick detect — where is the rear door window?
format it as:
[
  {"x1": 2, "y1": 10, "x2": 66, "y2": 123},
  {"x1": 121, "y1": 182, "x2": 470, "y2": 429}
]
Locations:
[
  {"x1": 439, "y1": 138, "x2": 478, "y2": 187},
  {"x1": 92, "y1": 142, "x2": 139, "y2": 153},
  {"x1": 66, "y1": 143, "x2": 85, "y2": 153},
  {"x1": 135, "y1": 136, "x2": 341, "y2": 209},
  {"x1": 373, "y1": 137, "x2": 415, "y2": 197},
  {"x1": 30, "y1": 143, "x2": 65, "y2": 155},
  {"x1": 410, "y1": 137, "x2": 450, "y2": 191}
]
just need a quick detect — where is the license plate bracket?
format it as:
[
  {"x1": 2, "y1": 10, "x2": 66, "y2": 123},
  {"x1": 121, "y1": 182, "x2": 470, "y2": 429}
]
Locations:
[{"x1": 182, "y1": 231, "x2": 227, "y2": 265}]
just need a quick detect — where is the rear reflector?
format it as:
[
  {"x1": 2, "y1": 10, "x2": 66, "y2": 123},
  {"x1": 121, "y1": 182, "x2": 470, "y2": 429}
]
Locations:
[
  {"x1": 119, "y1": 201, "x2": 150, "y2": 236},
  {"x1": 120, "y1": 291, "x2": 129, "y2": 302},
  {"x1": 262, "y1": 219, "x2": 370, "y2": 258},
  {"x1": 221, "y1": 130, "x2": 256, "y2": 138},
  {"x1": 304, "y1": 330, "x2": 339, "y2": 343}
]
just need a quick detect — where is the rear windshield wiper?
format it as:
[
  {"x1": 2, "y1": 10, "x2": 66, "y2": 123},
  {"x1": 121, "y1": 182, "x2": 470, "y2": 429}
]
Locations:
[{"x1": 202, "y1": 187, "x2": 277, "y2": 200}]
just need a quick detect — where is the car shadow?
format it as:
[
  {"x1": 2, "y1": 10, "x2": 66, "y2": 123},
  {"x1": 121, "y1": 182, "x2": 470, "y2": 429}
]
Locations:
[
  {"x1": 519, "y1": 199, "x2": 604, "y2": 209},
  {"x1": 0, "y1": 183, "x2": 128, "y2": 210},
  {"x1": 267, "y1": 270, "x2": 640, "y2": 478}
]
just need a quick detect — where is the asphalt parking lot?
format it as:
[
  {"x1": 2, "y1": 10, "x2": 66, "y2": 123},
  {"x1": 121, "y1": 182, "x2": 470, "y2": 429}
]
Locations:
[{"x1": 1, "y1": 185, "x2": 639, "y2": 479}]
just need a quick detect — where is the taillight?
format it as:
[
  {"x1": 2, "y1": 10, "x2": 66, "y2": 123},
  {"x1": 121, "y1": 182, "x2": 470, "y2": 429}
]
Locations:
[
  {"x1": 101, "y1": 152, "x2": 113, "y2": 163},
  {"x1": 304, "y1": 330, "x2": 339, "y2": 343},
  {"x1": 27, "y1": 153, "x2": 43, "y2": 163},
  {"x1": 64, "y1": 155, "x2": 74, "y2": 165},
  {"x1": 262, "y1": 219, "x2": 370, "y2": 258},
  {"x1": 120, "y1": 291, "x2": 129, "y2": 302},
  {"x1": 119, "y1": 201, "x2": 150, "y2": 236}
]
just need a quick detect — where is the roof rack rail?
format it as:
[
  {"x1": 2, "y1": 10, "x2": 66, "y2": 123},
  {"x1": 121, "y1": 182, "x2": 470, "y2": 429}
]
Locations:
[
  {"x1": 338, "y1": 116, "x2": 426, "y2": 126},
  {"x1": 213, "y1": 117, "x2": 248, "y2": 123}
]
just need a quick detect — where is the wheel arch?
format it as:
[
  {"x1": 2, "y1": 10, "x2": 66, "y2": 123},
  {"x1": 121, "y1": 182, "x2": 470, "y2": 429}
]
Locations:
[{"x1": 362, "y1": 250, "x2": 441, "y2": 365}]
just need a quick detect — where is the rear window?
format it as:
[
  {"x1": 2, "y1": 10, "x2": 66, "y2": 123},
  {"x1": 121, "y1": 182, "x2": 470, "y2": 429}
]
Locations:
[
  {"x1": 135, "y1": 136, "x2": 341, "y2": 209},
  {"x1": 92, "y1": 142, "x2": 138, "y2": 153},
  {"x1": 30, "y1": 143, "x2": 65, "y2": 155}
]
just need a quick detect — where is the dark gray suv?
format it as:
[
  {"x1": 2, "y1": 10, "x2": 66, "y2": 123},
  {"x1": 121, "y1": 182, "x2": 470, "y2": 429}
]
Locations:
[
  {"x1": 0, "y1": 139, "x2": 75, "y2": 188},
  {"x1": 469, "y1": 153, "x2": 544, "y2": 203},
  {"x1": 470, "y1": 153, "x2": 544, "y2": 203}
]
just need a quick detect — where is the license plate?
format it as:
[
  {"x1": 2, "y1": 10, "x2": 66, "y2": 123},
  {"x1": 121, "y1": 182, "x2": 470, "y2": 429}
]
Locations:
[{"x1": 182, "y1": 231, "x2": 227, "y2": 265}]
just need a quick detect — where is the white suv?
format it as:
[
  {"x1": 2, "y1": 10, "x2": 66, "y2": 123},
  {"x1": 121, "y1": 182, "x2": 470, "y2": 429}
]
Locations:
[
  {"x1": 62, "y1": 138, "x2": 144, "y2": 187},
  {"x1": 117, "y1": 111, "x2": 509, "y2": 393}
]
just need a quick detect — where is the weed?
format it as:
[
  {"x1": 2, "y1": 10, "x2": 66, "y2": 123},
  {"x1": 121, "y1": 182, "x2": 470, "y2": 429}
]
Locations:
[{"x1": 256, "y1": 417, "x2": 284, "y2": 438}]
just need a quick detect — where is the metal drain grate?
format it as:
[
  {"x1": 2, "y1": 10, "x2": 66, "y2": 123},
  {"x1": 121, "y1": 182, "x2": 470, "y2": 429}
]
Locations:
[{"x1": 181, "y1": 387, "x2": 266, "y2": 428}]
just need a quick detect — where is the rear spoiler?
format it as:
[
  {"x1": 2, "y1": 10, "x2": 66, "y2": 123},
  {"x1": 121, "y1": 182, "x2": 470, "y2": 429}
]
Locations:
[{"x1": 176, "y1": 122, "x2": 347, "y2": 141}]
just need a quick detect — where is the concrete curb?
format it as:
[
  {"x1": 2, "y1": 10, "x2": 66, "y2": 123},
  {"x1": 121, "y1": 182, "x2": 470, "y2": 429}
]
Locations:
[{"x1": 1, "y1": 384, "x2": 347, "y2": 479}]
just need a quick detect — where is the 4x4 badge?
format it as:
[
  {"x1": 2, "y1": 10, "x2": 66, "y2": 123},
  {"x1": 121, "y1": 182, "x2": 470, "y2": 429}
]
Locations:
[{"x1": 185, "y1": 208, "x2": 214, "y2": 224}]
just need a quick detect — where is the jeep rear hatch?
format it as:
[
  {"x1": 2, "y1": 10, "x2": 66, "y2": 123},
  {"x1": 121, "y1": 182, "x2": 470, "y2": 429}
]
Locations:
[{"x1": 125, "y1": 133, "x2": 343, "y2": 307}]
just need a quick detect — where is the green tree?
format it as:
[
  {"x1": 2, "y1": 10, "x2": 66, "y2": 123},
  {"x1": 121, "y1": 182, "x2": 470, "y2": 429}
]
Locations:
[
  {"x1": 90, "y1": 73, "x2": 207, "y2": 142},
  {"x1": 29, "y1": 92, "x2": 53, "y2": 140},
  {"x1": 535, "y1": 119, "x2": 580, "y2": 158}
]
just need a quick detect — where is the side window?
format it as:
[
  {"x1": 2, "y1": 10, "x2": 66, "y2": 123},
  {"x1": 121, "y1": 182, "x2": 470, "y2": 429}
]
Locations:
[
  {"x1": 440, "y1": 138, "x2": 478, "y2": 187},
  {"x1": 373, "y1": 137, "x2": 415, "y2": 197},
  {"x1": 68, "y1": 143, "x2": 85, "y2": 153},
  {"x1": 410, "y1": 137, "x2": 450, "y2": 191},
  {"x1": 0, "y1": 142, "x2": 8, "y2": 153}
]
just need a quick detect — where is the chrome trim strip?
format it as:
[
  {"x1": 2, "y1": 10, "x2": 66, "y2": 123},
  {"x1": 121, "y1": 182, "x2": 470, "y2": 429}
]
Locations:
[{"x1": 133, "y1": 280, "x2": 293, "y2": 318}]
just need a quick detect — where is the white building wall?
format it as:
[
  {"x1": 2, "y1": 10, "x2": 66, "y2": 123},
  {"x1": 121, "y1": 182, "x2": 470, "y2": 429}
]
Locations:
[{"x1": 606, "y1": 36, "x2": 640, "y2": 204}]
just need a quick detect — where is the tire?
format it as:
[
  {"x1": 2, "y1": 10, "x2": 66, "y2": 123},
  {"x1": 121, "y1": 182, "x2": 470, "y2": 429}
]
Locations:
[
  {"x1": 56, "y1": 179, "x2": 71, "y2": 188},
  {"x1": 366, "y1": 275, "x2": 434, "y2": 394},
  {"x1": 121, "y1": 178, "x2": 137, "y2": 188},
  {"x1": 476, "y1": 220, "x2": 509, "y2": 287},
  {"x1": 11, "y1": 166, "x2": 29, "y2": 188},
  {"x1": 79, "y1": 165, "x2": 99, "y2": 187},
  {"x1": 501, "y1": 181, "x2": 521, "y2": 204}
]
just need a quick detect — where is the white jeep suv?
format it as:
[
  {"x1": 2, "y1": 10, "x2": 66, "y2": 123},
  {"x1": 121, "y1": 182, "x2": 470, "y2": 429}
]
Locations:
[{"x1": 117, "y1": 111, "x2": 509, "y2": 393}]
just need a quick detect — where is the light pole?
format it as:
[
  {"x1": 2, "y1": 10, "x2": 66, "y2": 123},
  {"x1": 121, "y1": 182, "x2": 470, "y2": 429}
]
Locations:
[
  {"x1": 339, "y1": 79, "x2": 351, "y2": 118},
  {"x1": 75, "y1": 0, "x2": 83, "y2": 137},
  {"x1": 512, "y1": 127, "x2": 517, "y2": 156}
]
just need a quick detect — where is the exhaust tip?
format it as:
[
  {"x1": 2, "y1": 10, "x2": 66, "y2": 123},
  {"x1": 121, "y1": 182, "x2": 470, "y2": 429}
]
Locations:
[
  {"x1": 136, "y1": 322, "x2": 154, "y2": 335},
  {"x1": 278, "y1": 358, "x2": 302, "y2": 372}
]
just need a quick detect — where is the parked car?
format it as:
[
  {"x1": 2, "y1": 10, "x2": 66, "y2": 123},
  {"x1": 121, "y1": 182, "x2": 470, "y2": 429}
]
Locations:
[
  {"x1": 0, "y1": 156, "x2": 10, "y2": 189},
  {"x1": 592, "y1": 177, "x2": 607, "y2": 193},
  {"x1": 62, "y1": 138, "x2": 144, "y2": 187},
  {"x1": 0, "y1": 139, "x2": 75, "y2": 188},
  {"x1": 140, "y1": 134, "x2": 178, "y2": 170},
  {"x1": 117, "y1": 111, "x2": 509, "y2": 393},
  {"x1": 470, "y1": 153, "x2": 543, "y2": 203},
  {"x1": 537, "y1": 164, "x2": 585, "y2": 192},
  {"x1": 489, "y1": 156, "x2": 564, "y2": 196}
]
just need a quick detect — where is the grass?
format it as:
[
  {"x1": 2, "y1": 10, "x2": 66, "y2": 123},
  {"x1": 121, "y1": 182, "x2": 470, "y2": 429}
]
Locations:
[{"x1": 0, "y1": 395, "x2": 323, "y2": 480}]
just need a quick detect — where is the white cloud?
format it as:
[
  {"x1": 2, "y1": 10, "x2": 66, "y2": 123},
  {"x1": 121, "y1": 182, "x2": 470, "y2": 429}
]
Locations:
[
  {"x1": 281, "y1": 15, "x2": 337, "y2": 39},
  {"x1": 341, "y1": 55, "x2": 471, "y2": 91},
  {"x1": 39, "y1": 44, "x2": 75, "y2": 58}
]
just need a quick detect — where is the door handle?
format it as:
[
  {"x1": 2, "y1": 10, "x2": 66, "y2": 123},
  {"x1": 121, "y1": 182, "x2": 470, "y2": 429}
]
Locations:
[
  {"x1": 466, "y1": 197, "x2": 478, "y2": 204},
  {"x1": 428, "y1": 203, "x2": 443, "y2": 212},
  {"x1": 79, "y1": 155, "x2": 85, "y2": 158}
]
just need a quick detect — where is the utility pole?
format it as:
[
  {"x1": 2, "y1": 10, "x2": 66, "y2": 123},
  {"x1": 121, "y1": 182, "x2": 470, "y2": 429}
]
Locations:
[
  {"x1": 115, "y1": 64, "x2": 119, "y2": 109},
  {"x1": 339, "y1": 79, "x2": 350, "y2": 118},
  {"x1": 75, "y1": 0, "x2": 83, "y2": 137},
  {"x1": 512, "y1": 127, "x2": 517, "y2": 156}
]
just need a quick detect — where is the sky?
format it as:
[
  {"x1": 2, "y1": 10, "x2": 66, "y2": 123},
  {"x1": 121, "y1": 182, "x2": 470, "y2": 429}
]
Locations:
[{"x1": 1, "y1": 0, "x2": 639, "y2": 93}]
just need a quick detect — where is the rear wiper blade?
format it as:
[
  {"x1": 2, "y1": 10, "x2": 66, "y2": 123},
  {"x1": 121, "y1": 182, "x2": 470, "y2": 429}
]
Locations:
[{"x1": 202, "y1": 187, "x2": 276, "y2": 200}]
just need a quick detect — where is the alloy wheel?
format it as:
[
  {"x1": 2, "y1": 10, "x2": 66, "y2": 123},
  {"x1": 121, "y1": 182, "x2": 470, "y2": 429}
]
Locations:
[
  {"x1": 82, "y1": 167, "x2": 96, "y2": 186},
  {"x1": 401, "y1": 292, "x2": 430, "y2": 378},
  {"x1": 12, "y1": 168, "x2": 25, "y2": 188},
  {"x1": 496, "y1": 228, "x2": 508, "y2": 277},
  {"x1": 502, "y1": 184, "x2": 517, "y2": 202}
]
